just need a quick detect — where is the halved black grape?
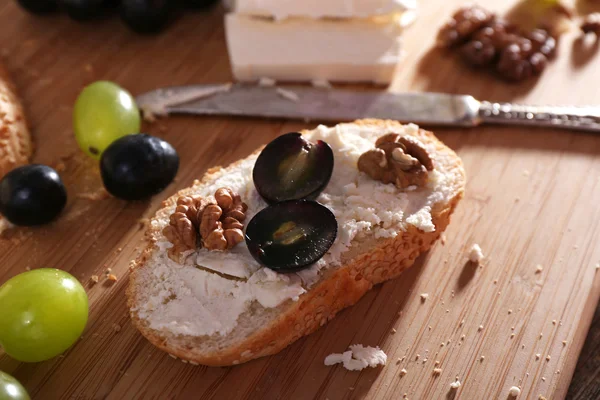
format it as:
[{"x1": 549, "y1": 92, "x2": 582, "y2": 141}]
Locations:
[
  {"x1": 100, "y1": 134, "x2": 179, "y2": 200},
  {"x1": 245, "y1": 200, "x2": 337, "y2": 273},
  {"x1": 17, "y1": 0, "x2": 58, "y2": 14},
  {"x1": 253, "y1": 133, "x2": 334, "y2": 204}
]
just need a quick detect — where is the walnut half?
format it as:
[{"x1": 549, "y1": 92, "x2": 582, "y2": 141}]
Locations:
[
  {"x1": 163, "y1": 187, "x2": 248, "y2": 263},
  {"x1": 358, "y1": 133, "x2": 434, "y2": 189}
]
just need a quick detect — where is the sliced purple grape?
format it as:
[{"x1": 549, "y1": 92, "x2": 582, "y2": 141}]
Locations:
[
  {"x1": 253, "y1": 133, "x2": 333, "y2": 204},
  {"x1": 245, "y1": 200, "x2": 337, "y2": 273}
]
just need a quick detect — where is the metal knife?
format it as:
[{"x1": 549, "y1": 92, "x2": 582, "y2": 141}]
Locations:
[{"x1": 135, "y1": 84, "x2": 600, "y2": 132}]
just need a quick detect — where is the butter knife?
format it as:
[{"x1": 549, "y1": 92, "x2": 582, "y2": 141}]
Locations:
[{"x1": 135, "y1": 84, "x2": 600, "y2": 132}]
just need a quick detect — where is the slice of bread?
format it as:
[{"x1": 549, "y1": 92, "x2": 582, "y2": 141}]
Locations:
[
  {"x1": 127, "y1": 119, "x2": 466, "y2": 366},
  {"x1": 0, "y1": 63, "x2": 33, "y2": 179}
]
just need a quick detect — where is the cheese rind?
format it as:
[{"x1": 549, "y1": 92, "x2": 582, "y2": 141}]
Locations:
[
  {"x1": 225, "y1": 14, "x2": 404, "y2": 84},
  {"x1": 232, "y1": 0, "x2": 416, "y2": 20}
]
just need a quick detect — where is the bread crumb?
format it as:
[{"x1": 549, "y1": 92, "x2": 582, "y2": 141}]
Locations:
[
  {"x1": 539, "y1": 333, "x2": 543, "y2": 339},
  {"x1": 391, "y1": 328, "x2": 397, "y2": 334},
  {"x1": 106, "y1": 268, "x2": 112, "y2": 274},
  {"x1": 552, "y1": 320, "x2": 556, "y2": 325},
  {"x1": 112, "y1": 323, "x2": 121, "y2": 333},
  {"x1": 542, "y1": 377, "x2": 546, "y2": 382},
  {"x1": 478, "y1": 325, "x2": 484, "y2": 332},
  {"x1": 311, "y1": 79, "x2": 333, "y2": 89},
  {"x1": 420, "y1": 293, "x2": 429, "y2": 302},
  {"x1": 522, "y1": 170, "x2": 530, "y2": 177},
  {"x1": 428, "y1": 326, "x2": 432, "y2": 331},
  {"x1": 441, "y1": 235, "x2": 447, "y2": 245},
  {"x1": 107, "y1": 274, "x2": 118, "y2": 282},
  {"x1": 416, "y1": 354, "x2": 420, "y2": 360},
  {"x1": 440, "y1": 342, "x2": 445, "y2": 347},
  {"x1": 460, "y1": 319, "x2": 465, "y2": 327},
  {"x1": 508, "y1": 309, "x2": 513, "y2": 314},
  {"x1": 510, "y1": 333, "x2": 515, "y2": 338},
  {"x1": 535, "y1": 265, "x2": 543, "y2": 274},
  {"x1": 258, "y1": 77, "x2": 276, "y2": 87},
  {"x1": 521, "y1": 344, "x2": 525, "y2": 349},
  {"x1": 460, "y1": 335, "x2": 465, "y2": 341},
  {"x1": 493, "y1": 279, "x2": 498, "y2": 284},
  {"x1": 423, "y1": 358, "x2": 428, "y2": 363},
  {"x1": 90, "y1": 275, "x2": 99, "y2": 284},
  {"x1": 536, "y1": 354, "x2": 541, "y2": 360},
  {"x1": 168, "y1": 354, "x2": 177, "y2": 359},
  {"x1": 511, "y1": 326, "x2": 515, "y2": 331},
  {"x1": 450, "y1": 379, "x2": 461, "y2": 389},
  {"x1": 539, "y1": 396, "x2": 547, "y2": 400},
  {"x1": 435, "y1": 360, "x2": 440, "y2": 365},
  {"x1": 556, "y1": 370, "x2": 560, "y2": 374},
  {"x1": 324, "y1": 345, "x2": 387, "y2": 371},
  {"x1": 480, "y1": 355, "x2": 485, "y2": 362},
  {"x1": 276, "y1": 87, "x2": 300, "y2": 102},
  {"x1": 562, "y1": 340, "x2": 567, "y2": 346},
  {"x1": 433, "y1": 368, "x2": 442, "y2": 375},
  {"x1": 400, "y1": 368, "x2": 408, "y2": 376},
  {"x1": 469, "y1": 244, "x2": 484, "y2": 263},
  {"x1": 509, "y1": 386, "x2": 521, "y2": 397},
  {"x1": 546, "y1": 355, "x2": 551, "y2": 361}
]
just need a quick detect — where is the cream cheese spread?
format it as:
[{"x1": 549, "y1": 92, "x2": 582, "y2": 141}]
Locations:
[
  {"x1": 324, "y1": 344, "x2": 388, "y2": 371},
  {"x1": 135, "y1": 123, "x2": 460, "y2": 337}
]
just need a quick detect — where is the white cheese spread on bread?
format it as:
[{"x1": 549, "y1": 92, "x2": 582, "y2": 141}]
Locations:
[{"x1": 135, "y1": 123, "x2": 461, "y2": 337}]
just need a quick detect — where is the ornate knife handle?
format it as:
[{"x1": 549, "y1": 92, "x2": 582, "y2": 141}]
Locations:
[{"x1": 478, "y1": 101, "x2": 600, "y2": 133}]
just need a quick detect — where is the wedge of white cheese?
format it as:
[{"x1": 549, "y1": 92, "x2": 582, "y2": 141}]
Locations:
[
  {"x1": 225, "y1": 14, "x2": 405, "y2": 84},
  {"x1": 231, "y1": 0, "x2": 416, "y2": 20}
]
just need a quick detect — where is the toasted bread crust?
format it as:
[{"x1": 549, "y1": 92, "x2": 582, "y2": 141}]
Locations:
[
  {"x1": 0, "y1": 63, "x2": 33, "y2": 178},
  {"x1": 127, "y1": 120, "x2": 465, "y2": 366}
]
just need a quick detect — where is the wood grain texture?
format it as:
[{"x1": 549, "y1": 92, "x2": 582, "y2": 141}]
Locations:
[{"x1": 0, "y1": 1, "x2": 599, "y2": 399}]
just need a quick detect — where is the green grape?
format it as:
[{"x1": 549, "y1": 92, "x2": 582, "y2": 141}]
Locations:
[
  {"x1": 0, "y1": 371, "x2": 30, "y2": 400},
  {"x1": 0, "y1": 269, "x2": 89, "y2": 363},
  {"x1": 74, "y1": 81, "x2": 141, "y2": 159}
]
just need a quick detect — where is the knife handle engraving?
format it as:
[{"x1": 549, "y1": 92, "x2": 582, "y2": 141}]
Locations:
[{"x1": 478, "y1": 101, "x2": 600, "y2": 133}]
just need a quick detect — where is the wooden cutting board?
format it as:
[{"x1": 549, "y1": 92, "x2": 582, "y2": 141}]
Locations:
[{"x1": 1, "y1": 1, "x2": 599, "y2": 399}]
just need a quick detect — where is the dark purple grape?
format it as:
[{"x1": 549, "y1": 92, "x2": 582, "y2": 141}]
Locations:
[
  {"x1": 100, "y1": 134, "x2": 179, "y2": 201},
  {"x1": 253, "y1": 133, "x2": 334, "y2": 204},
  {"x1": 17, "y1": 0, "x2": 58, "y2": 14},
  {"x1": 0, "y1": 165, "x2": 67, "y2": 226},
  {"x1": 181, "y1": 0, "x2": 219, "y2": 10},
  {"x1": 245, "y1": 200, "x2": 337, "y2": 273},
  {"x1": 120, "y1": 0, "x2": 174, "y2": 34},
  {"x1": 59, "y1": 0, "x2": 109, "y2": 21}
]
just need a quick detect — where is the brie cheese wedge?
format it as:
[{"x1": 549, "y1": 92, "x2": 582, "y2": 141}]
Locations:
[
  {"x1": 225, "y1": 14, "x2": 404, "y2": 84},
  {"x1": 231, "y1": 0, "x2": 416, "y2": 20}
]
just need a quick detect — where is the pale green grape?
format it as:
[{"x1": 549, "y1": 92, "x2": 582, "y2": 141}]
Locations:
[
  {"x1": 74, "y1": 81, "x2": 141, "y2": 159},
  {"x1": 0, "y1": 269, "x2": 89, "y2": 363},
  {"x1": 0, "y1": 371, "x2": 30, "y2": 400}
]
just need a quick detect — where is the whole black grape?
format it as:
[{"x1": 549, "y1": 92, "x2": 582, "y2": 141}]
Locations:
[
  {"x1": 120, "y1": 0, "x2": 175, "y2": 34},
  {"x1": 17, "y1": 0, "x2": 59, "y2": 14}
]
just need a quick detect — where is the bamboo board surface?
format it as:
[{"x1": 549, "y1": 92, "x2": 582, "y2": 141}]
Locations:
[{"x1": 0, "y1": 0, "x2": 599, "y2": 399}]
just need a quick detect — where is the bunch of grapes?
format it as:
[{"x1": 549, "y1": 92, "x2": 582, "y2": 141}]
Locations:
[{"x1": 16, "y1": 0, "x2": 220, "y2": 34}]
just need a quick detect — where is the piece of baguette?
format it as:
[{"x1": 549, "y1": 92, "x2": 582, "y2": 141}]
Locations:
[
  {"x1": 127, "y1": 119, "x2": 466, "y2": 366},
  {"x1": 0, "y1": 63, "x2": 33, "y2": 178}
]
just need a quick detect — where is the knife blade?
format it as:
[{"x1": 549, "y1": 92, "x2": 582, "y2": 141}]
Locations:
[{"x1": 135, "y1": 84, "x2": 600, "y2": 132}]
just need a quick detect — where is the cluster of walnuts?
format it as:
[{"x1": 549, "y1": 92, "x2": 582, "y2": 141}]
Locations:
[
  {"x1": 357, "y1": 133, "x2": 434, "y2": 189},
  {"x1": 438, "y1": 5, "x2": 559, "y2": 82},
  {"x1": 163, "y1": 187, "x2": 248, "y2": 262}
]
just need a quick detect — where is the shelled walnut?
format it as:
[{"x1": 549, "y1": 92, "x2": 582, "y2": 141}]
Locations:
[
  {"x1": 163, "y1": 187, "x2": 248, "y2": 262},
  {"x1": 437, "y1": 5, "x2": 561, "y2": 82},
  {"x1": 358, "y1": 134, "x2": 433, "y2": 189}
]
